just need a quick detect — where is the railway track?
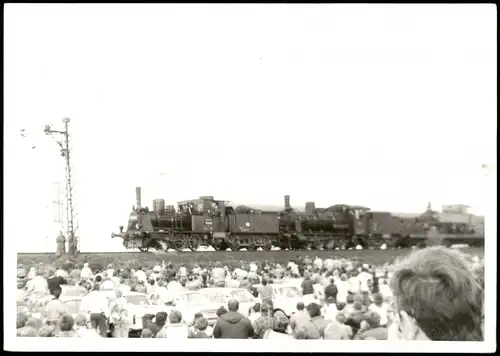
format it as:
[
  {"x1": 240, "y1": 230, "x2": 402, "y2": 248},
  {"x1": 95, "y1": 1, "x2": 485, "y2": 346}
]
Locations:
[{"x1": 17, "y1": 246, "x2": 484, "y2": 269}]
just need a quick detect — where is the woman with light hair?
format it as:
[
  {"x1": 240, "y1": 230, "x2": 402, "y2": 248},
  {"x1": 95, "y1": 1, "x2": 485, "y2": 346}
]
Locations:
[
  {"x1": 389, "y1": 246, "x2": 483, "y2": 341},
  {"x1": 109, "y1": 289, "x2": 129, "y2": 338},
  {"x1": 156, "y1": 310, "x2": 190, "y2": 339},
  {"x1": 74, "y1": 314, "x2": 100, "y2": 337}
]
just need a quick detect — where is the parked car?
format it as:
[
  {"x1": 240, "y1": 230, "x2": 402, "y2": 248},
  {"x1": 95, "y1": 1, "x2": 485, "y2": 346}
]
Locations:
[
  {"x1": 172, "y1": 291, "x2": 220, "y2": 326},
  {"x1": 199, "y1": 288, "x2": 257, "y2": 317},
  {"x1": 253, "y1": 282, "x2": 303, "y2": 317},
  {"x1": 60, "y1": 285, "x2": 89, "y2": 298},
  {"x1": 81, "y1": 290, "x2": 164, "y2": 336}
]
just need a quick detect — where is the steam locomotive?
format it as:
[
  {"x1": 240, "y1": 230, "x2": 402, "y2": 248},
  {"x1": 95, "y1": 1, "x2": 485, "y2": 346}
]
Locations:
[{"x1": 111, "y1": 187, "x2": 484, "y2": 252}]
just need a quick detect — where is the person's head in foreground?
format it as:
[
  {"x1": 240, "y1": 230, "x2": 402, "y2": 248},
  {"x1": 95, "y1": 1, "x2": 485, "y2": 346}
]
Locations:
[
  {"x1": 17, "y1": 312, "x2": 28, "y2": 329},
  {"x1": 195, "y1": 317, "x2": 209, "y2": 332},
  {"x1": 141, "y1": 328, "x2": 154, "y2": 338},
  {"x1": 389, "y1": 246, "x2": 483, "y2": 341},
  {"x1": 155, "y1": 312, "x2": 168, "y2": 327},
  {"x1": 216, "y1": 306, "x2": 228, "y2": 318},
  {"x1": 38, "y1": 325, "x2": 57, "y2": 337},
  {"x1": 228, "y1": 299, "x2": 239, "y2": 312},
  {"x1": 306, "y1": 302, "x2": 322, "y2": 318},
  {"x1": 74, "y1": 314, "x2": 88, "y2": 329},
  {"x1": 274, "y1": 315, "x2": 289, "y2": 333},
  {"x1": 169, "y1": 310, "x2": 183, "y2": 324}
]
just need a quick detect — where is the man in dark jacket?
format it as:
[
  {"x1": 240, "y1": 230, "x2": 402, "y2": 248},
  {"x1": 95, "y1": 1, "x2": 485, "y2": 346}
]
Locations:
[
  {"x1": 324, "y1": 278, "x2": 338, "y2": 300},
  {"x1": 212, "y1": 300, "x2": 254, "y2": 339},
  {"x1": 301, "y1": 274, "x2": 314, "y2": 296}
]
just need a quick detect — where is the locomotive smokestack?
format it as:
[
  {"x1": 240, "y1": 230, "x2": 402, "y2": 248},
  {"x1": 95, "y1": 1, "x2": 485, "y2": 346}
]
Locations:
[
  {"x1": 305, "y1": 202, "x2": 316, "y2": 214},
  {"x1": 136, "y1": 187, "x2": 142, "y2": 209},
  {"x1": 284, "y1": 195, "x2": 291, "y2": 210}
]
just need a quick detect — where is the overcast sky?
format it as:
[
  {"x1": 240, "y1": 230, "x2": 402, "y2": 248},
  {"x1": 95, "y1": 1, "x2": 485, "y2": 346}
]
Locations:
[{"x1": 4, "y1": 4, "x2": 496, "y2": 252}]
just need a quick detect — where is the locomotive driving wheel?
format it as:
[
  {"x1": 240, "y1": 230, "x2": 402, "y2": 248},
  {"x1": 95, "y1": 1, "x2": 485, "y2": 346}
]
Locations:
[
  {"x1": 261, "y1": 238, "x2": 272, "y2": 251},
  {"x1": 229, "y1": 238, "x2": 240, "y2": 251},
  {"x1": 315, "y1": 240, "x2": 325, "y2": 250},
  {"x1": 172, "y1": 235, "x2": 186, "y2": 251},
  {"x1": 325, "y1": 239, "x2": 335, "y2": 250},
  {"x1": 188, "y1": 235, "x2": 201, "y2": 251}
]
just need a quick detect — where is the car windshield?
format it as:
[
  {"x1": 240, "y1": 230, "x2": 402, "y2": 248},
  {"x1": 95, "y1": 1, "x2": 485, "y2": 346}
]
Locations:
[
  {"x1": 180, "y1": 293, "x2": 210, "y2": 306},
  {"x1": 62, "y1": 287, "x2": 88, "y2": 297},
  {"x1": 65, "y1": 300, "x2": 82, "y2": 314},
  {"x1": 278, "y1": 287, "x2": 301, "y2": 298},
  {"x1": 125, "y1": 295, "x2": 150, "y2": 306},
  {"x1": 231, "y1": 290, "x2": 255, "y2": 303}
]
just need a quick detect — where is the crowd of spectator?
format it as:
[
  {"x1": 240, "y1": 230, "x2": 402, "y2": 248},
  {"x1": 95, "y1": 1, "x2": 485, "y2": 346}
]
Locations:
[{"x1": 16, "y1": 246, "x2": 485, "y2": 341}]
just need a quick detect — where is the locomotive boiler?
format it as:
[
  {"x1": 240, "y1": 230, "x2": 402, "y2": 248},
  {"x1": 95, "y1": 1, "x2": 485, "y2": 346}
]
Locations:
[
  {"x1": 278, "y1": 196, "x2": 373, "y2": 250},
  {"x1": 112, "y1": 187, "x2": 283, "y2": 252}
]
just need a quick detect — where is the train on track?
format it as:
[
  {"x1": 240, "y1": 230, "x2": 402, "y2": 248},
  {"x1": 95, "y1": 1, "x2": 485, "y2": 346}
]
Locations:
[{"x1": 111, "y1": 187, "x2": 485, "y2": 252}]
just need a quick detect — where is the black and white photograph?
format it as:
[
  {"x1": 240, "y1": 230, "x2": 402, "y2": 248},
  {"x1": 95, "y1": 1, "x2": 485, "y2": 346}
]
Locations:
[{"x1": 4, "y1": 3, "x2": 496, "y2": 353}]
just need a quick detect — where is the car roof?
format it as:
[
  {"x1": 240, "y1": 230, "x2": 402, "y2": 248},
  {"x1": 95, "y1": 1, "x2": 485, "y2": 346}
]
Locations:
[
  {"x1": 60, "y1": 296, "x2": 83, "y2": 302},
  {"x1": 201, "y1": 288, "x2": 248, "y2": 292},
  {"x1": 123, "y1": 291, "x2": 148, "y2": 297}
]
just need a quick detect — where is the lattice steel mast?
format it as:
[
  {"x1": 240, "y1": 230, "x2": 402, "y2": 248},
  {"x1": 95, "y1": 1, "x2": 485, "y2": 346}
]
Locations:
[{"x1": 43, "y1": 118, "x2": 79, "y2": 256}]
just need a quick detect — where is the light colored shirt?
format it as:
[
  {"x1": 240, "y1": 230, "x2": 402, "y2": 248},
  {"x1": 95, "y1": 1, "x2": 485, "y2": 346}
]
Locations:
[
  {"x1": 249, "y1": 263, "x2": 258, "y2": 273},
  {"x1": 178, "y1": 267, "x2": 188, "y2": 277},
  {"x1": 336, "y1": 280, "x2": 350, "y2": 303},
  {"x1": 324, "y1": 322, "x2": 352, "y2": 340},
  {"x1": 100, "y1": 280, "x2": 115, "y2": 291},
  {"x1": 323, "y1": 303, "x2": 338, "y2": 323},
  {"x1": 323, "y1": 259, "x2": 334, "y2": 272},
  {"x1": 379, "y1": 284, "x2": 393, "y2": 300},
  {"x1": 157, "y1": 323, "x2": 190, "y2": 339},
  {"x1": 135, "y1": 270, "x2": 147, "y2": 282},
  {"x1": 80, "y1": 267, "x2": 93, "y2": 280},
  {"x1": 226, "y1": 279, "x2": 239, "y2": 288},
  {"x1": 264, "y1": 330, "x2": 294, "y2": 340},
  {"x1": 76, "y1": 327, "x2": 101, "y2": 338},
  {"x1": 358, "y1": 272, "x2": 372, "y2": 292},
  {"x1": 289, "y1": 310, "x2": 310, "y2": 331},
  {"x1": 55, "y1": 269, "x2": 69, "y2": 279},
  {"x1": 313, "y1": 258, "x2": 323, "y2": 270},
  {"x1": 112, "y1": 277, "x2": 121, "y2": 285},
  {"x1": 249, "y1": 312, "x2": 261, "y2": 324},
  {"x1": 348, "y1": 277, "x2": 360, "y2": 294},
  {"x1": 369, "y1": 303, "x2": 389, "y2": 326},
  {"x1": 313, "y1": 283, "x2": 324, "y2": 300},
  {"x1": 167, "y1": 280, "x2": 185, "y2": 295},
  {"x1": 26, "y1": 276, "x2": 48, "y2": 297},
  {"x1": 211, "y1": 268, "x2": 226, "y2": 283},
  {"x1": 46, "y1": 298, "x2": 69, "y2": 320}
]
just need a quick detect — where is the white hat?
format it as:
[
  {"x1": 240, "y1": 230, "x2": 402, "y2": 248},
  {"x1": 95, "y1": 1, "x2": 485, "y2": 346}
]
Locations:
[
  {"x1": 153, "y1": 266, "x2": 161, "y2": 273},
  {"x1": 84, "y1": 263, "x2": 89, "y2": 267}
]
